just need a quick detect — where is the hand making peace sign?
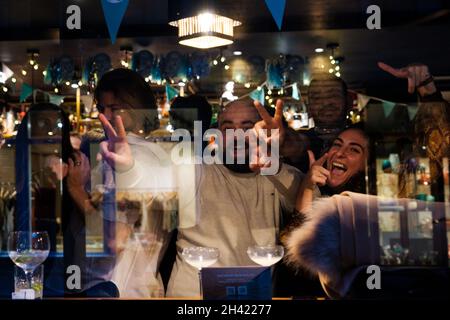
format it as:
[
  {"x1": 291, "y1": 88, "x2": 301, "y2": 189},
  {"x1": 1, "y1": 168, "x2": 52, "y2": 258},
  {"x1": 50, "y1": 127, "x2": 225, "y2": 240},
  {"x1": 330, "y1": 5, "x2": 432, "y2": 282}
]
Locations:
[
  {"x1": 304, "y1": 150, "x2": 330, "y2": 189},
  {"x1": 98, "y1": 114, "x2": 134, "y2": 172},
  {"x1": 249, "y1": 99, "x2": 285, "y2": 173}
]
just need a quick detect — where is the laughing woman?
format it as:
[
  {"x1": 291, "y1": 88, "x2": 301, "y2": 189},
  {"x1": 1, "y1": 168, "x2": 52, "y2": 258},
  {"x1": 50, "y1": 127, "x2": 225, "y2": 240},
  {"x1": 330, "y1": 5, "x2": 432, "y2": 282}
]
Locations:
[{"x1": 296, "y1": 124, "x2": 370, "y2": 213}]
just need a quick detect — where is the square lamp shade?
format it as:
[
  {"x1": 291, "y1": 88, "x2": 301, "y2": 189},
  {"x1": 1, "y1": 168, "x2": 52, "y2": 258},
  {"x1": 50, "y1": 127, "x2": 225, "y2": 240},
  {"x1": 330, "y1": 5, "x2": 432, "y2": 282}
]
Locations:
[{"x1": 169, "y1": 12, "x2": 241, "y2": 49}]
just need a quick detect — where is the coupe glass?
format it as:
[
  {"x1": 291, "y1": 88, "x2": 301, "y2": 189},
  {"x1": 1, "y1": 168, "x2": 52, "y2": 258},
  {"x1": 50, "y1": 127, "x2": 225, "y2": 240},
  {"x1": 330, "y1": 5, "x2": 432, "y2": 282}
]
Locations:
[
  {"x1": 247, "y1": 245, "x2": 284, "y2": 267},
  {"x1": 182, "y1": 246, "x2": 219, "y2": 298},
  {"x1": 7, "y1": 231, "x2": 50, "y2": 291}
]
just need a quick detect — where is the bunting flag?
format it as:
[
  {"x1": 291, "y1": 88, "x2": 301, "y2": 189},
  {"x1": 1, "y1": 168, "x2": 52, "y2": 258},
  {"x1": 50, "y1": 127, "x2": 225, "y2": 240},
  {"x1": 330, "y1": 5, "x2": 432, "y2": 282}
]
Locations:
[
  {"x1": 19, "y1": 83, "x2": 33, "y2": 102},
  {"x1": 382, "y1": 100, "x2": 396, "y2": 118},
  {"x1": 249, "y1": 87, "x2": 265, "y2": 106},
  {"x1": 48, "y1": 93, "x2": 65, "y2": 106},
  {"x1": 357, "y1": 93, "x2": 371, "y2": 111},
  {"x1": 264, "y1": 0, "x2": 287, "y2": 30},
  {"x1": 292, "y1": 83, "x2": 300, "y2": 100},
  {"x1": 165, "y1": 84, "x2": 179, "y2": 101},
  {"x1": 101, "y1": 0, "x2": 129, "y2": 44},
  {"x1": 0, "y1": 63, "x2": 14, "y2": 83},
  {"x1": 407, "y1": 105, "x2": 419, "y2": 121}
]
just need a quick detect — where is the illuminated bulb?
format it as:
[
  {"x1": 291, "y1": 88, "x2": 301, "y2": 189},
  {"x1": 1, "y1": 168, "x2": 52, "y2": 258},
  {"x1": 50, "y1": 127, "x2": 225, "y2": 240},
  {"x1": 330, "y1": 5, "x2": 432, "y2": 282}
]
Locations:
[
  {"x1": 220, "y1": 56, "x2": 226, "y2": 63},
  {"x1": 257, "y1": 86, "x2": 262, "y2": 91},
  {"x1": 224, "y1": 65, "x2": 230, "y2": 70},
  {"x1": 280, "y1": 89, "x2": 284, "y2": 95},
  {"x1": 244, "y1": 83, "x2": 251, "y2": 88},
  {"x1": 267, "y1": 90, "x2": 272, "y2": 95},
  {"x1": 331, "y1": 60, "x2": 336, "y2": 65},
  {"x1": 335, "y1": 72, "x2": 341, "y2": 77},
  {"x1": 178, "y1": 82, "x2": 186, "y2": 87},
  {"x1": 77, "y1": 81, "x2": 82, "y2": 86},
  {"x1": 54, "y1": 88, "x2": 59, "y2": 93},
  {"x1": 29, "y1": 60, "x2": 35, "y2": 66},
  {"x1": 42, "y1": 70, "x2": 47, "y2": 76},
  {"x1": 2, "y1": 87, "x2": 8, "y2": 92},
  {"x1": 48, "y1": 131, "x2": 54, "y2": 136},
  {"x1": 329, "y1": 56, "x2": 334, "y2": 60},
  {"x1": 335, "y1": 66, "x2": 340, "y2": 71},
  {"x1": 171, "y1": 79, "x2": 175, "y2": 84},
  {"x1": 87, "y1": 91, "x2": 90, "y2": 95},
  {"x1": 269, "y1": 98, "x2": 273, "y2": 104},
  {"x1": 71, "y1": 83, "x2": 79, "y2": 89},
  {"x1": 145, "y1": 77, "x2": 150, "y2": 82},
  {"x1": 265, "y1": 96, "x2": 270, "y2": 100},
  {"x1": 233, "y1": 51, "x2": 242, "y2": 56},
  {"x1": 11, "y1": 77, "x2": 17, "y2": 83},
  {"x1": 315, "y1": 48, "x2": 324, "y2": 53},
  {"x1": 213, "y1": 60, "x2": 218, "y2": 65},
  {"x1": 329, "y1": 68, "x2": 334, "y2": 73},
  {"x1": 157, "y1": 80, "x2": 162, "y2": 85},
  {"x1": 196, "y1": 75, "x2": 200, "y2": 80},
  {"x1": 33, "y1": 64, "x2": 39, "y2": 70},
  {"x1": 65, "y1": 81, "x2": 70, "y2": 86},
  {"x1": 21, "y1": 70, "x2": 27, "y2": 76}
]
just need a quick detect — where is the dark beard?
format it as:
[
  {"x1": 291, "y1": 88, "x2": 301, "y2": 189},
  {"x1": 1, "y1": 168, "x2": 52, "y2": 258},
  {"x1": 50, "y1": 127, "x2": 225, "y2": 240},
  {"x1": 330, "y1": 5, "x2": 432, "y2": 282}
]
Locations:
[
  {"x1": 224, "y1": 162, "x2": 253, "y2": 173},
  {"x1": 223, "y1": 149, "x2": 253, "y2": 173}
]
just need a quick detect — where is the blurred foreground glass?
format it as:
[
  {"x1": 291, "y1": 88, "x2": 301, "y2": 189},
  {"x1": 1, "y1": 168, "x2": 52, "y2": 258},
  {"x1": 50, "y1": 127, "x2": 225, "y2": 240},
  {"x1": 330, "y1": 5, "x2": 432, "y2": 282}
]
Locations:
[
  {"x1": 7, "y1": 231, "x2": 50, "y2": 295},
  {"x1": 247, "y1": 245, "x2": 284, "y2": 267}
]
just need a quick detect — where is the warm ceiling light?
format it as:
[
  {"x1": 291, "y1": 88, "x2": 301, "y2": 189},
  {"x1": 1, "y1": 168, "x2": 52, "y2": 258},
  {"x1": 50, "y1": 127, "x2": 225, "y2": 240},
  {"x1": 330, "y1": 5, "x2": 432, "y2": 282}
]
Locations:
[
  {"x1": 169, "y1": 12, "x2": 241, "y2": 49},
  {"x1": 315, "y1": 48, "x2": 324, "y2": 53},
  {"x1": 233, "y1": 51, "x2": 242, "y2": 56}
]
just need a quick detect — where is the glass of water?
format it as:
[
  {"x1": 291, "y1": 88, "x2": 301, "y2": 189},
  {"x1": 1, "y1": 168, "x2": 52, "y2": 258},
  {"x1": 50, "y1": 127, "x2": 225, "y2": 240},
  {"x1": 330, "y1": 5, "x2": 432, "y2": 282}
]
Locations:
[{"x1": 7, "y1": 231, "x2": 50, "y2": 296}]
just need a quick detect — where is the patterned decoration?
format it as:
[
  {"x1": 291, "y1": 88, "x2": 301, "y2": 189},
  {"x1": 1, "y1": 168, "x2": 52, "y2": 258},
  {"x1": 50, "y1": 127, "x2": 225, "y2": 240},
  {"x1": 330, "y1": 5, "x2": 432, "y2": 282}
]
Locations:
[
  {"x1": 190, "y1": 52, "x2": 210, "y2": 78},
  {"x1": 131, "y1": 50, "x2": 154, "y2": 78},
  {"x1": 83, "y1": 53, "x2": 112, "y2": 86},
  {"x1": 163, "y1": 51, "x2": 187, "y2": 80},
  {"x1": 59, "y1": 55, "x2": 75, "y2": 83},
  {"x1": 285, "y1": 55, "x2": 305, "y2": 83},
  {"x1": 267, "y1": 62, "x2": 284, "y2": 89}
]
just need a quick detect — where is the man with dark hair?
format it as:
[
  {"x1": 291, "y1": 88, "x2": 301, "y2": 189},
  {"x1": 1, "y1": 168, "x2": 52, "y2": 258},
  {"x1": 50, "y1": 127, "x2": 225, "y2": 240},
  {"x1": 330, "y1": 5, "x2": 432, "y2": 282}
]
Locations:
[{"x1": 167, "y1": 98, "x2": 303, "y2": 297}]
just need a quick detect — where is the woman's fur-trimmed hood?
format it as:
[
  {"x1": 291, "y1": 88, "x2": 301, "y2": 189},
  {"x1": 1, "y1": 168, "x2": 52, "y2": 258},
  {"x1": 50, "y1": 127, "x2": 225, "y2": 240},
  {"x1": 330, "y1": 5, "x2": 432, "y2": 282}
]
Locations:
[{"x1": 284, "y1": 197, "x2": 342, "y2": 284}]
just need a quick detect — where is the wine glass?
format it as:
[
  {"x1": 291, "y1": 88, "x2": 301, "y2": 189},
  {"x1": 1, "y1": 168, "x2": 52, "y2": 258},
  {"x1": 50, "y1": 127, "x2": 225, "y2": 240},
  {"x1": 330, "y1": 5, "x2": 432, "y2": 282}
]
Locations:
[
  {"x1": 182, "y1": 246, "x2": 219, "y2": 298},
  {"x1": 247, "y1": 245, "x2": 284, "y2": 267},
  {"x1": 7, "y1": 231, "x2": 50, "y2": 292}
]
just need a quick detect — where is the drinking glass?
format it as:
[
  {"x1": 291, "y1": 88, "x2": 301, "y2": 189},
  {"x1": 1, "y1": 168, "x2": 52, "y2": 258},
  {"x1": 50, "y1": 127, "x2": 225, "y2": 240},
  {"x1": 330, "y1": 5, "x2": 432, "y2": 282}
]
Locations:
[
  {"x1": 7, "y1": 231, "x2": 50, "y2": 293},
  {"x1": 247, "y1": 245, "x2": 284, "y2": 267},
  {"x1": 182, "y1": 246, "x2": 219, "y2": 298}
]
